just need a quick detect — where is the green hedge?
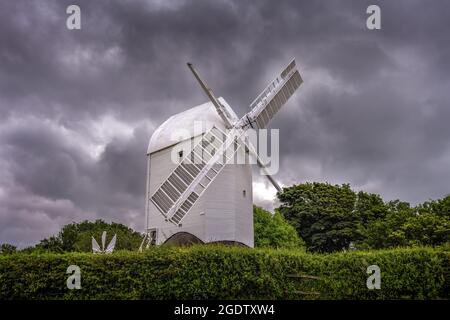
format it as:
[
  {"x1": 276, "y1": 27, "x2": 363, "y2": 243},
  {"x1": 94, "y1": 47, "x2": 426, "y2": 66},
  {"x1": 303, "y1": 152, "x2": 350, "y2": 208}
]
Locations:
[{"x1": 0, "y1": 246, "x2": 448, "y2": 299}]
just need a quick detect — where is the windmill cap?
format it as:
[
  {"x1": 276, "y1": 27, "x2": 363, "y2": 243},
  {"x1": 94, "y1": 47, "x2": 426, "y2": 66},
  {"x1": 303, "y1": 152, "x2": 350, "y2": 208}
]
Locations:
[{"x1": 147, "y1": 97, "x2": 238, "y2": 155}]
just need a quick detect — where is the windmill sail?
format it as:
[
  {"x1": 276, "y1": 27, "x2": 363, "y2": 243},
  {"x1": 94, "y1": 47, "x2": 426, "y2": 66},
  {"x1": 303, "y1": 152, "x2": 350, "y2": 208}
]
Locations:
[
  {"x1": 92, "y1": 236, "x2": 101, "y2": 253},
  {"x1": 150, "y1": 125, "x2": 246, "y2": 225},
  {"x1": 247, "y1": 59, "x2": 303, "y2": 129},
  {"x1": 101, "y1": 231, "x2": 106, "y2": 251},
  {"x1": 105, "y1": 234, "x2": 117, "y2": 253}
]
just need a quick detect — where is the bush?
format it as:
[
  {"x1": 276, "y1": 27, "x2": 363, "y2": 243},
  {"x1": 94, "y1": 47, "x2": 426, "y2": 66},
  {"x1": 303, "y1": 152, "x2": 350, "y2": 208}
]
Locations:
[
  {"x1": 33, "y1": 220, "x2": 143, "y2": 253},
  {"x1": 0, "y1": 246, "x2": 447, "y2": 300},
  {"x1": 253, "y1": 206, "x2": 305, "y2": 249},
  {"x1": 0, "y1": 244, "x2": 17, "y2": 255}
]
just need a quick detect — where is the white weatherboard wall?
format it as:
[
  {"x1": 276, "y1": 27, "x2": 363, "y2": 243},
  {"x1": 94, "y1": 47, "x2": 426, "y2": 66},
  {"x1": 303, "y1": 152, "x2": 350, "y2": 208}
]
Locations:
[{"x1": 146, "y1": 98, "x2": 254, "y2": 247}]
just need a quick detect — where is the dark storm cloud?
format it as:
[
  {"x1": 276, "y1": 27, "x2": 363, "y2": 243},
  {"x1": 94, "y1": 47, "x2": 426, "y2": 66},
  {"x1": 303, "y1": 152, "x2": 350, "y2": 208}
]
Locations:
[
  {"x1": 0, "y1": 0, "x2": 449, "y2": 246},
  {"x1": 0, "y1": 116, "x2": 151, "y2": 246}
]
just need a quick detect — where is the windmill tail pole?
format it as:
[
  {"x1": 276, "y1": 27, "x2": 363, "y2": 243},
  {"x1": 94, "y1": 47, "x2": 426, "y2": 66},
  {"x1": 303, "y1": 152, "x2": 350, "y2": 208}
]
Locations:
[
  {"x1": 187, "y1": 62, "x2": 233, "y2": 128},
  {"x1": 242, "y1": 140, "x2": 282, "y2": 193},
  {"x1": 256, "y1": 158, "x2": 282, "y2": 193}
]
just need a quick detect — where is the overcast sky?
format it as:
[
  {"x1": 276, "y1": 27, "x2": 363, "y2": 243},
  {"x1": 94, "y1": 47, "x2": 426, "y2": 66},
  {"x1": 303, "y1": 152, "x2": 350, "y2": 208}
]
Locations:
[{"x1": 1, "y1": 0, "x2": 449, "y2": 247}]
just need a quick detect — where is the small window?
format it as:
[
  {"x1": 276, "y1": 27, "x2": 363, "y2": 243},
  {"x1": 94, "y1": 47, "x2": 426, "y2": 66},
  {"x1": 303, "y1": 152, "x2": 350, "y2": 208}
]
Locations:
[
  {"x1": 178, "y1": 151, "x2": 183, "y2": 159},
  {"x1": 243, "y1": 190, "x2": 246, "y2": 197}
]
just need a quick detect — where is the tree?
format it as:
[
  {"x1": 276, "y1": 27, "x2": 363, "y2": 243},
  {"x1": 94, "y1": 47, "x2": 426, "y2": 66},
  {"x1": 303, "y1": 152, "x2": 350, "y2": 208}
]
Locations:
[
  {"x1": 253, "y1": 206, "x2": 304, "y2": 249},
  {"x1": 418, "y1": 195, "x2": 450, "y2": 219},
  {"x1": 356, "y1": 199, "x2": 449, "y2": 249},
  {"x1": 277, "y1": 182, "x2": 362, "y2": 252},
  {"x1": 34, "y1": 220, "x2": 143, "y2": 253},
  {"x1": 36, "y1": 236, "x2": 64, "y2": 253},
  {"x1": 278, "y1": 182, "x2": 450, "y2": 251},
  {"x1": 359, "y1": 200, "x2": 413, "y2": 249},
  {"x1": 403, "y1": 212, "x2": 449, "y2": 246},
  {"x1": 412, "y1": 195, "x2": 450, "y2": 246},
  {"x1": 0, "y1": 243, "x2": 17, "y2": 254},
  {"x1": 355, "y1": 191, "x2": 388, "y2": 224}
]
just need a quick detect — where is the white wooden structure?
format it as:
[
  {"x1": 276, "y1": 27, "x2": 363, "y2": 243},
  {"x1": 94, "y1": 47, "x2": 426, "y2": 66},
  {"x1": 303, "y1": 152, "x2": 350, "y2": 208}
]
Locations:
[
  {"x1": 142, "y1": 59, "x2": 303, "y2": 248},
  {"x1": 146, "y1": 98, "x2": 254, "y2": 246}
]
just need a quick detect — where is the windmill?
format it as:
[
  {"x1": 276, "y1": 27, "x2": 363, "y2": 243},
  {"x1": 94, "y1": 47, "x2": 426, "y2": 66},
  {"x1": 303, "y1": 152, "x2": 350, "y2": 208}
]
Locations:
[
  {"x1": 142, "y1": 58, "x2": 303, "y2": 248},
  {"x1": 92, "y1": 231, "x2": 117, "y2": 254}
]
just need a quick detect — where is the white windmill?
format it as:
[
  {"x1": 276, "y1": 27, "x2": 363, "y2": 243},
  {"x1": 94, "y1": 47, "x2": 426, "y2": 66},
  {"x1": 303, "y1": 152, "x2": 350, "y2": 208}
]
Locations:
[
  {"x1": 142, "y1": 59, "x2": 303, "y2": 248},
  {"x1": 92, "y1": 231, "x2": 117, "y2": 254}
]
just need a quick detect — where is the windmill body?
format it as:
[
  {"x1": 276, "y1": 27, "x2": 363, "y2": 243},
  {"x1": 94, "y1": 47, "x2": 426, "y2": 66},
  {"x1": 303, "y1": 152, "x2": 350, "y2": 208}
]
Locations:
[
  {"x1": 146, "y1": 98, "x2": 254, "y2": 246},
  {"x1": 144, "y1": 59, "x2": 303, "y2": 248}
]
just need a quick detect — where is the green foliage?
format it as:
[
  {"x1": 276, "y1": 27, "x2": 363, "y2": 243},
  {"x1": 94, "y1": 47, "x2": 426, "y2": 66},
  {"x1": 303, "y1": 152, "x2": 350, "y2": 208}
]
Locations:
[
  {"x1": 361, "y1": 199, "x2": 450, "y2": 249},
  {"x1": 355, "y1": 191, "x2": 388, "y2": 224},
  {"x1": 34, "y1": 220, "x2": 143, "y2": 253},
  {"x1": 278, "y1": 182, "x2": 363, "y2": 252},
  {"x1": 0, "y1": 243, "x2": 17, "y2": 255},
  {"x1": 0, "y1": 247, "x2": 447, "y2": 300},
  {"x1": 253, "y1": 206, "x2": 305, "y2": 249},
  {"x1": 419, "y1": 195, "x2": 450, "y2": 219},
  {"x1": 278, "y1": 183, "x2": 450, "y2": 252}
]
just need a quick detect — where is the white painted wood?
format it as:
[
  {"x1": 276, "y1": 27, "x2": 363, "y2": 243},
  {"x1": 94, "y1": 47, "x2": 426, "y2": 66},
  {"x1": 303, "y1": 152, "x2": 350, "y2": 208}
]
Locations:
[{"x1": 146, "y1": 99, "x2": 254, "y2": 247}]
